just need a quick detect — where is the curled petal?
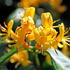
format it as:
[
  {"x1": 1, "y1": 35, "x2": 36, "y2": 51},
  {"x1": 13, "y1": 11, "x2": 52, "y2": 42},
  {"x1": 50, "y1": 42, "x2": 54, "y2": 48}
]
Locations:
[
  {"x1": 24, "y1": 7, "x2": 35, "y2": 18},
  {"x1": 41, "y1": 12, "x2": 53, "y2": 28},
  {"x1": 57, "y1": 23, "x2": 64, "y2": 41},
  {"x1": 7, "y1": 20, "x2": 14, "y2": 37}
]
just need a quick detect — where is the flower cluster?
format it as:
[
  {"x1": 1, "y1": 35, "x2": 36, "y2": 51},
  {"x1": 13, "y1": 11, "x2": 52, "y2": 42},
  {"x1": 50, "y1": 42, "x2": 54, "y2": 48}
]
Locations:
[
  {"x1": 0, "y1": 7, "x2": 70, "y2": 66},
  {"x1": 18, "y1": 0, "x2": 66, "y2": 13},
  {"x1": 10, "y1": 50, "x2": 31, "y2": 66}
]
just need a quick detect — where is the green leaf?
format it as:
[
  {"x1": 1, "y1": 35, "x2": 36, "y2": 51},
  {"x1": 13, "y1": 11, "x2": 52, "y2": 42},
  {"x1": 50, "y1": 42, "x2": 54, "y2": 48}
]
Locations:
[
  {"x1": 43, "y1": 61, "x2": 55, "y2": 70},
  {"x1": 0, "y1": 48, "x2": 17, "y2": 64},
  {"x1": 0, "y1": 39, "x2": 8, "y2": 57},
  {"x1": 47, "y1": 49, "x2": 70, "y2": 70}
]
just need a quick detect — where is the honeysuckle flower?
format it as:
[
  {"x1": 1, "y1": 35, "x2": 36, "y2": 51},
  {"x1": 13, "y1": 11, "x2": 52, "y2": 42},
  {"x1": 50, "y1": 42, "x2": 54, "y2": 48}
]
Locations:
[
  {"x1": 18, "y1": 0, "x2": 50, "y2": 7},
  {"x1": 0, "y1": 20, "x2": 14, "y2": 39},
  {"x1": 41, "y1": 12, "x2": 53, "y2": 28},
  {"x1": 14, "y1": 16, "x2": 35, "y2": 48},
  {"x1": 24, "y1": 6, "x2": 35, "y2": 18},
  {"x1": 27, "y1": 12, "x2": 57, "y2": 50},
  {"x1": 10, "y1": 50, "x2": 31, "y2": 66},
  {"x1": 50, "y1": 0, "x2": 66, "y2": 13},
  {"x1": 0, "y1": 7, "x2": 35, "y2": 49},
  {"x1": 26, "y1": 8, "x2": 70, "y2": 50},
  {"x1": 0, "y1": 7, "x2": 70, "y2": 66},
  {"x1": 0, "y1": 7, "x2": 69, "y2": 50},
  {"x1": 56, "y1": 23, "x2": 70, "y2": 48},
  {"x1": 18, "y1": 0, "x2": 66, "y2": 13}
]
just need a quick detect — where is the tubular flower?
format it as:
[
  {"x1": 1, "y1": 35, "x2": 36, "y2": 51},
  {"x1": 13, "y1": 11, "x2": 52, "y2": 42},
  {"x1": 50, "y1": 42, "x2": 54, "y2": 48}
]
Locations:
[
  {"x1": 50, "y1": 0, "x2": 66, "y2": 13},
  {"x1": 0, "y1": 7, "x2": 70, "y2": 66},
  {"x1": 27, "y1": 12, "x2": 58, "y2": 50},
  {"x1": 18, "y1": 0, "x2": 49, "y2": 7},
  {"x1": 18, "y1": 0, "x2": 66, "y2": 13},
  {"x1": 14, "y1": 16, "x2": 35, "y2": 48},
  {"x1": 57, "y1": 23, "x2": 70, "y2": 48},
  {"x1": 10, "y1": 50, "x2": 31, "y2": 66},
  {"x1": 0, "y1": 7, "x2": 70, "y2": 50},
  {"x1": 26, "y1": 8, "x2": 70, "y2": 50},
  {"x1": 0, "y1": 7, "x2": 35, "y2": 48},
  {"x1": 0, "y1": 20, "x2": 14, "y2": 39},
  {"x1": 24, "y1": 7, "x2": 35, "y2": 18}
]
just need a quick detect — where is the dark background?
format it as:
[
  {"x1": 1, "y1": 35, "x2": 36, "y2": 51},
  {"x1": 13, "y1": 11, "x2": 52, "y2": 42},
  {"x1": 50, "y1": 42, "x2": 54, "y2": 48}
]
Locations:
[
  {"x1": 0, "y1": 0, "x2": 70, "y2": 25},
  {"x1": 0, "y1": 0, "x2": 70, "y2": 70},
  {"x1": 0, "y1": 0, "x2": 19, "y2": 23}
]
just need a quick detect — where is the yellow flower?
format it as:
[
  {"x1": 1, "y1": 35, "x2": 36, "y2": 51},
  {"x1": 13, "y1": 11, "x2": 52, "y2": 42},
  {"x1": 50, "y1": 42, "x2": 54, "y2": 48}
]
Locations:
[
  {"x1": 50, "y1": 0, "x2": 66, "y2": 13},
  {"x1": 18, "y1": 0, "x2": 51, "y2": 7},
  {"x1": 0, "y1": 20, "x2": 14, "y2": 39},
  {"x1": 11, "y1": 7, "x2": 35, "y2": 48},
  {"x1": 0, "y1": 7, "x2": 70, "y2": 66},
  {"x1": 0, "y1": 7, "x2": 69, "y2": 50},
  {"x1": 26, "y1": 8, "x2": 70, "y2": 50},
  {"x1": 56, "y1": 23, "x2": 70, "y2": 48},
  {"x1": 27, "y1": 12, "x2": 58, "y2": 50},
  {"x1": 24, "y1": 7, "x2": 35, "y2": 18},
  {"x1": 0, "y1": 7, "x2": 35, "y2": 48},
  {"x1": 10, "y1": 50, "x2": 31, "y2": 66},
  {"x1": 18, "y1": 0, "x2": 48, "y2": 7},
  {"x1": 41, "y1": 12, "x2": 53, "y2": 28},
  {"x1": 15, "y1": 16, "x2": 35, "y2": 48},
  {"x1": 18, "y1": 0, "x2": 66, "y2": 13}
]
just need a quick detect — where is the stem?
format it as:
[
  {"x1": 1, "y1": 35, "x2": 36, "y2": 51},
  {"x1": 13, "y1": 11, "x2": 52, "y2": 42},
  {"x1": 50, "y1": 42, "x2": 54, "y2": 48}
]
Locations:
[
  {"x1": 0, "y1": 48, "x2": 17, "y2": 64},
  {"x1": 35, "y1": 54, "x2": 40, "y2": 67},
  {"x1": 35, "y1": 54, "x2": 41, "y2": 70}
]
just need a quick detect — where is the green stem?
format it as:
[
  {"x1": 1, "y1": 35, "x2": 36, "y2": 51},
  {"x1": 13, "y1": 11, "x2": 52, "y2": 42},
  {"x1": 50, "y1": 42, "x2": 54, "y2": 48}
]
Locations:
[
  {"x1": 35, "y1": 54, "x2": 41, "y2": 70},
  {"x1": 0, "y1": 48, "x2": 17, "y2": 64},
  {"x1": 35, "y1": 54, "x2": 40, "y2": 66}
]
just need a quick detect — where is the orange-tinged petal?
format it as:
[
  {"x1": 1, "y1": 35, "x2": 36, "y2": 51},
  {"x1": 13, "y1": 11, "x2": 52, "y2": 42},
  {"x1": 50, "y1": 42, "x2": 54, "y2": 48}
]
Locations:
[
  {"x1": 10, "y1": 50, "x2": 31, "y2": 66},
  {"x1": 0, "y1": 33, "x2": 6, "y2": 36},
  {"x1": 50, "y1": 0, "x2": 63, "y2": 8},
  {"x1": 57, "y1": 23, "x2": 64, "y2": 41},
  {"x1": 56, "y1": 5, "x2": 67, "y2": 13},
  {"x1": 21, "y1": 60, "x2": 31, "y2": 66},
  {"x1": 24, "y1": 7, "x2": 35, "y2": 18},
  {"x1": 7, "y1": 20, "x2": 14, "y2": 37},
  {"x1": 41, "y1": 12, "x2": 53, "y2": 28},
  {"x1": 26, "y1": 32, "x2": 35, "y2": 41},
  {"x1": 58, "y1": 43, "x2": 63, "y2": 48},
  {"x1": 21, "y1": 16, "x2": 35, "y2": 30},
  {"x1": 23, "y1": 41, "x2": 31, "y2": 48}
]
